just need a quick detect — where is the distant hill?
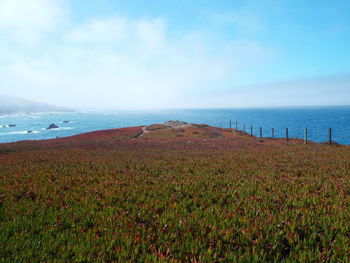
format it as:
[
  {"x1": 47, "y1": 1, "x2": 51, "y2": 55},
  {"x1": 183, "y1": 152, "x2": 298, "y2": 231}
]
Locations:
[{"x1": 0, "y1": 95, "x2": 73, "y2": 115}]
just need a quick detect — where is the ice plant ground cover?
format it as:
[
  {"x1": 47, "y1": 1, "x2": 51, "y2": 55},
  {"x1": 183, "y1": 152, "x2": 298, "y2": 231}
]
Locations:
[{"x1": 1, "y1": 123, "x2": 350, "y2": 262}]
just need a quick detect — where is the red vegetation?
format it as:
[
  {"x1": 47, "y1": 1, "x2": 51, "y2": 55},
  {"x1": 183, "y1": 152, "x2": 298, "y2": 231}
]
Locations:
[{"x1": 1, "y1": 123, "x2": 350, "y2": 262}]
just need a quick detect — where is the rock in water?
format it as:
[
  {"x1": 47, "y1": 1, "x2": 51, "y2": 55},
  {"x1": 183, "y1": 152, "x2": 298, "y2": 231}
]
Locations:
[
  {"x1": 9, "y1": 124, "x2": 17, "y2": 127},
  {"x1": 47, "y1": 123, "x2": 59, "y2": 129},
  {"x1": 27, "y1": 131, "x2": 33, "y2": 134}
]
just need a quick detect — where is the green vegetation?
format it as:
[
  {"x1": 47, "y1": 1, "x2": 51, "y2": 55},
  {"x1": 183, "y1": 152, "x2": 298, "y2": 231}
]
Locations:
[{"x1": 1, "y1": 125, "x2": 350, "y2": 262}]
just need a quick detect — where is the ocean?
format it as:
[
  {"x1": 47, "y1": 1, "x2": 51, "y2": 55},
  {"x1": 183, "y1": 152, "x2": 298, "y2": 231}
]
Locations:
[{"x1": 1, "y1": 107, "x2": 350, "y2": 145}]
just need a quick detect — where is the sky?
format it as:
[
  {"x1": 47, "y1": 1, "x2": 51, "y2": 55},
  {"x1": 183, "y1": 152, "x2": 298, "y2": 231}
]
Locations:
[{"x1": 0, "y1": 0, "x2": 349, "y2": 109}]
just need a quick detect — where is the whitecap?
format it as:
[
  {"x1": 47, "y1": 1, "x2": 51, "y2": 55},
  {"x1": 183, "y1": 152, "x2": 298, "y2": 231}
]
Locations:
[
  {"x1": 26, "y1": 131, "x2": 39, "y2": 134},
  {"x1": 1, "y1": 131, "x2": 38, "y2": 135},
  {"x1": 44, "y1": 127, "x2": 74, "y2": 131}
]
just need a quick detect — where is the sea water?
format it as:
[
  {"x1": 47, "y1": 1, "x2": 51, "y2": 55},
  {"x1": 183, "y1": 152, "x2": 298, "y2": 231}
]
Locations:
[{"x1": 0, "y1": 106, "x2": 350, "y2": 145}]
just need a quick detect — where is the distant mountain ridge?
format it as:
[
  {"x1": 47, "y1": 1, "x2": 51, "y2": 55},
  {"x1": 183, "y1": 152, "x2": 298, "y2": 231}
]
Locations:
[{"x1": 0, "y1": 95, "x2": 73, "y2": 115}]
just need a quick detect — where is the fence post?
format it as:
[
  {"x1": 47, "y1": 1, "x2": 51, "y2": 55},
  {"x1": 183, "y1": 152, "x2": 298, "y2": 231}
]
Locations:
[
  {"x1": 260, "y1": 127, "x2": 262, "y2": 138},
  {"x1": 272, "y1": 128, "x2": 275, "y2": 140},
  {"x1": 286, "y1": 128, "x2": 289, "y2": 142},
  {"x1": 250, "y1": 126, "x2": 253, "y2": 136},
  {"x1": 230, "y1": 120, "x2": 232, "y2": 129},
  {"x1": 304, "y1": 127, "x2": 308, "y2": 144},
  {"x1": 328, "y1": 128, "x2": 332, "y2": 145},
  {"x1": 235, "y1": 121, "x2": 238, "y2": 131}
]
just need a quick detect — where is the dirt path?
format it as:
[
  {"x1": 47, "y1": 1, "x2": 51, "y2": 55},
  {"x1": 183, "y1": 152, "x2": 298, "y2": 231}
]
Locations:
[
  {"x1": 131, "y1": 126, "x2": 149, "y2": 140},
  {"x1": 140, "y1": 126, "x2": 149, "y2": 137}
]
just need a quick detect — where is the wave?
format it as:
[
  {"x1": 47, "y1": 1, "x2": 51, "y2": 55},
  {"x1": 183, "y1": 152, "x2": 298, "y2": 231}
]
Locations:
[
  {"x1": 61, "y1": 121, "x2": 75, "y2": 124},
  {"x1": 0, "y1": 130, "x2": 39, "y2": 135},
  {"x1": 42, "y1": 127, "x2": 74, "y2": 131},
  {"x1": 1, "y1": 125, "x2": 19, "y2": 128},
  {"x1": 59, "y1": 127, "x2": 74, "y2": 130}
]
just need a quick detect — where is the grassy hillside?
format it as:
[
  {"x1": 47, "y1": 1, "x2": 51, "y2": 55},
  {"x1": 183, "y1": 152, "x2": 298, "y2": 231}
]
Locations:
[{"x1": 1, "y1": 123, "x2": 350, "y2": 262}]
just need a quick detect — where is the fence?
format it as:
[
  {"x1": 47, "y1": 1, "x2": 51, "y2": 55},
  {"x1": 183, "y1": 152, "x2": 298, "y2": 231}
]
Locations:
[{"x1": 217, "y1": 120, "x2": 338, "y2": 145}]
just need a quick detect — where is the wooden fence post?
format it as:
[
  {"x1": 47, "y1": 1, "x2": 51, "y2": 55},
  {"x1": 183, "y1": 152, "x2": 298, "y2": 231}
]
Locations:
[
  {"x1": 304, "y1": 127, "x2": 308, "y2": 144},
  {"x1": 260, "y1": 127, "x2": 262, "y2": 138},
  {"x1": 250, "y1": 126, "x2": 253, "y2": 136},
  {"x1": 286, "y1": 128, "x2": 289, "y2": 142},
  {"x1": 272, "y1": 128, "x2": 275, "y2": 140},
  {"x1": 329, "y1": 128, "x2": 332, "y2": 145}
]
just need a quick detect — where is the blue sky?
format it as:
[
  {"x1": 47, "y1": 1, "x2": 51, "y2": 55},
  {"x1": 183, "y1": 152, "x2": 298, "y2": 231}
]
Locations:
[{"x1": 0, "y1": 0, "x2": 349, "y2": 109}]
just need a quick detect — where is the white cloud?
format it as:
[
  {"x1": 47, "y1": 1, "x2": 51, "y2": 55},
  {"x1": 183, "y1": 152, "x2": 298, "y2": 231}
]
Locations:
[
  {"x1": 66, "y1": 16, "x2": 167, "y2": 57},
  {"x1": 1, "y1": 6, "x2": 274, "y2": 109},
  {"x1": 0, "y1": 0, "x2": 65, "y2": 30},
  {"x1": 66, "y1": 17, "x2": 129, "y2": 45},
  {"x1": 0, "y1": 0, "x2": 67, "y2": 43}
]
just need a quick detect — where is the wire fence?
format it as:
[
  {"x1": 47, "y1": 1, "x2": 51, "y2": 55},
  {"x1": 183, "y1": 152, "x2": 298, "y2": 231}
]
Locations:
[{"x1": 209, "y1": 120, "x2": 344, "y2": 145}]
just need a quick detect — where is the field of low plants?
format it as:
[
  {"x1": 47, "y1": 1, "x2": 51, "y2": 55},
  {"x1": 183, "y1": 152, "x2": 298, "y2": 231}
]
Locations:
[{"x1": 1, "y1": 124, "x2": 350, "y2": 262}]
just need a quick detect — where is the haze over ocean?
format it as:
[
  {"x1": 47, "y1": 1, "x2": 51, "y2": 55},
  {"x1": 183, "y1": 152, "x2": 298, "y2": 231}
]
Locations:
[{"x1": 1, "y1": 107, "x2": 350, "y2": 145}]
